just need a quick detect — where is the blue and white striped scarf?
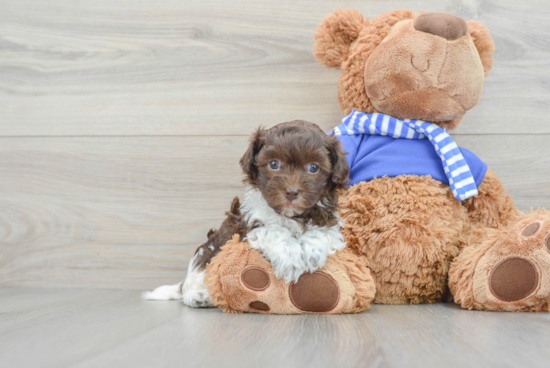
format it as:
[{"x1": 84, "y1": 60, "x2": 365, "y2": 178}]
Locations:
[{"x1": 332, "y1": 110, "x2": 478, "y2": 201}]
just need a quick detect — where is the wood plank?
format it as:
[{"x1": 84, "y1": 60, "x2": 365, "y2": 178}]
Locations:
[
  {"x1": 1, "y1": 0, "x2": 550, "y2": 136},
  {"x1": 1, "y1": 135, "x2": 550, "y2": 290},
  {"x1": 76, "y1": 303, "x2": 550, "y2": 368},
  {"x1": 0, "y1": 288, "x2": 111, "y2": 330},
  {"x1": 0, "y1": 136, "x2": 247, "y2": 290},
  {"x1": 0, "y1": 289, "x2": 185, "y2": 368},
  {"x1": 1, "y1": 288, "x2": 549, "y2": 368}
]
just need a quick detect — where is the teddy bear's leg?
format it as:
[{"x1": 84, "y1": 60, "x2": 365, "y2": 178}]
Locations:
[
  {"x1": 449, "y1": 168, "x2": 550, "y2": 311},
  {"x1": 449, "y1": 212, "x2": 550, "y2": 311},
  {"x1": 205, "y1": 235, "x2": 376, "y2": 314},
  {"x1": 339, "y1": 176, "x2": 471, "y2": 304}
]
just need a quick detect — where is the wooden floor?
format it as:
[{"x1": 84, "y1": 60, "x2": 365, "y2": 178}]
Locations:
[{"x1": 0, "y1": 288, "x2": 549, "y2": 368}]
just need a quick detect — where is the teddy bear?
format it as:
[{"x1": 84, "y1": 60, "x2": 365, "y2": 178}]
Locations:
[{"x1": 205, "y1": 9, "x2": 550, "y2": 313}]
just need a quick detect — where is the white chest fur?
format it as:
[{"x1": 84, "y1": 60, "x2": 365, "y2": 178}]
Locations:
[{"x1": 240, "y1": 187, "x2": 346, "y2": 283}]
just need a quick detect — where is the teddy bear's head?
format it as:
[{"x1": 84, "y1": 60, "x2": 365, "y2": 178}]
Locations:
[{"x1": 314, "y1": 9, "x2": 495, "y2": 129}]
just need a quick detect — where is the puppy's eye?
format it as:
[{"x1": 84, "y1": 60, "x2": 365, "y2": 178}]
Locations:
[
  {"x1": 307, "y1": 163, "x2": 320, "y2": 174},
  {"x1": 268, "y1": 160, "x2": 280, "y2": 171}
]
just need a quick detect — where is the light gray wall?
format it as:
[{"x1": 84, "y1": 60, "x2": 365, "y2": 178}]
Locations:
[{"x1": 1, "y1": 0, "x2": 549, "y2": 289}]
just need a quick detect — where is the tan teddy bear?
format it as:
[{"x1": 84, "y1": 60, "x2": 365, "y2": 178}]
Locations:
[{"x1": 206, "y1": 9, "x2": 550, "y2": 313}]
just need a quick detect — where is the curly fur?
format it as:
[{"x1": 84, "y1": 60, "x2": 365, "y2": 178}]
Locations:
[
  {"x1": 339, "y1": 175, "x2": 470, "y2": 304},
  {"x1": 338, "y1": 250, "x2": 377, "y2": 312},
  {"x1": 463, "y1": 169, "x2": 520, "y2": 228},
  {"x1": 241, "y1": 186, "x2": 346, "y2": 283},
  {"x1": 314, "y1": 8, "x2": 368, "y2": 68}
]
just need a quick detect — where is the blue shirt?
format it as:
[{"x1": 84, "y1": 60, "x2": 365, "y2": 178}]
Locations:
[{"x1": 336, "y1": 133, "x2": 487, "y2": 187}]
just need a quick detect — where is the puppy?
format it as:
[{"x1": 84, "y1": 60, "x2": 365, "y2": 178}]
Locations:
[{"x1": 143, "y1": 120, "x2": 349, "y2": 307}]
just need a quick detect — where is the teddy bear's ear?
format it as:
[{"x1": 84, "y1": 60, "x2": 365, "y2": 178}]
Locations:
[
  {"x1": 314, "y1": 8, "x2": 368, "y2": 69},
  {"x1": 467, "y1": 20, "x2": 495, "y2": 76}
]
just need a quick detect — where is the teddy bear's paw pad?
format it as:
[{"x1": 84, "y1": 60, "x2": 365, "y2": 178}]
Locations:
[
  {"x1": 241, "y1": 267, "x2": 271, "y2": 291},
  {"x1": 289, "y1": 272, "x2": 340, "y2": 312},
  {"x1": 249, "y1": 301, "x2": 270, "y2": 311},
  {"x1": 489, "y1": 258, "x2": 539, "y2": 302},
  {"x1": 521, "y1": 222, "x2": 541, "y2": 237}
]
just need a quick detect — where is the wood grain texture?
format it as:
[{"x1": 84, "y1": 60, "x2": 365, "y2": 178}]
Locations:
[
  {"x1": 1, "y1": 288, "x2": 550, "y2": 368},
  {"x1": 0, "y1": 136, "x2": 246, "y2": 289},
  {"x1": 0, "y1": 289, "x2": 185, "y2": 368},
  {"x1": 1, "y1": 135, "x2": 550, "y2": 289},
  {"x1": 1, "y1": 0, "x2": 550, "y2": 290},
  {"x1": 0, "y1": 0, "x2": 550, "y2": 135}
]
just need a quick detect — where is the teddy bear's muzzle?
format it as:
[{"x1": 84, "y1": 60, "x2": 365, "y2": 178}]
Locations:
[
  {"x1": 364, "y1": 15, "x2": 485, "y2": 124},
  {"x1": 413, "y1": 12, "x2": 468, "y2": 41}
]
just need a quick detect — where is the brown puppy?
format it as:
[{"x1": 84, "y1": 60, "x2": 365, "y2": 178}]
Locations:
[
  {"x1": 241, "y1": 120, "x2": 348, "y2": 225},
  {"x1": 144, "y1": 120, "x2": 349, "y2": 307}
]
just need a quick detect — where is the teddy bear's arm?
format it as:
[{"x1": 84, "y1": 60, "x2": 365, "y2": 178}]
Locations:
[{"x1": 462, "y1": 168, "x2": 521, "y2": 228}]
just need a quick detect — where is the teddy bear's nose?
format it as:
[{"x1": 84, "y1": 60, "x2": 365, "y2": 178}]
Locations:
[{"x1": 413, "y1": 12, "x2": 468, "y2": 41}]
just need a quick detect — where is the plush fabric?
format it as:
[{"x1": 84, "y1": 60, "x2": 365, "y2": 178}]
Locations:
[
  {"x1": 450, "y1": 211, "x2": 550, "y2": 311},
  {"x1": 314, "y1": 9, "x2": 492, "y2": 129},
  {"x1": 413, "y1": 12, "x2": 468, "y2": 41},
  {"x1": 339, "y1": 175, "x2": 469, "y2": 304},
  {"x1": 332, "y1": 111, "x2": 487, "y2": 200},
  {"x1": 206, "y1": 9, "x2": 550, "y2": 313}
]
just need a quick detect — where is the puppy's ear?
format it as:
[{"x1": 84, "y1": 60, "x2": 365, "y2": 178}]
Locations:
[
  {"x1": 467, "y1": 20, "x2": 495, "y2": 76},
  {"x1": 325, "y1": 134, "x2": 349, "y2": 189},
  {"x1": 239, "y1": 127, "x2": 266, "y2": 185}
]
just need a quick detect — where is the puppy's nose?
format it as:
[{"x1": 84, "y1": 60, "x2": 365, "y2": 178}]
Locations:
[
  {"x1": 285, "y1": 187, "x2": 300, "y2": 201},
  {"x1": 413, "y1": 12, "x2": 468, "y2": 41}
]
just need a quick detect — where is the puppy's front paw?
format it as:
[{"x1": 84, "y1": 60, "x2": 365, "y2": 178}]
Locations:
[
  {"x1": 183, "y1": 289, "x2": 215, "y2": 308},
  {"x1": 272, "y1": 261, "x2": 307, "y2": 284}
]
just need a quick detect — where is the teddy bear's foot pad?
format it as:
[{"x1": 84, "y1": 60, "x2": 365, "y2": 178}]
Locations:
[
  {"x1": 289, "y1": 272, "x2": 339, "y2": 312},
  {"x1": 451, "y1": 212, "x2": 550, "y2": 311},
  {"x1": 487, "y1": 219, "x2": 550, "y2": 303},
  {"x1": 249, "y1": 301, "x2": 270, "y2": 311},
  {"x1": 241, "y1": 267, "x2": 271, "y2": 291},
  {"x1": 489, "y1": 257, "x2": 538, "y2": 302}
]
